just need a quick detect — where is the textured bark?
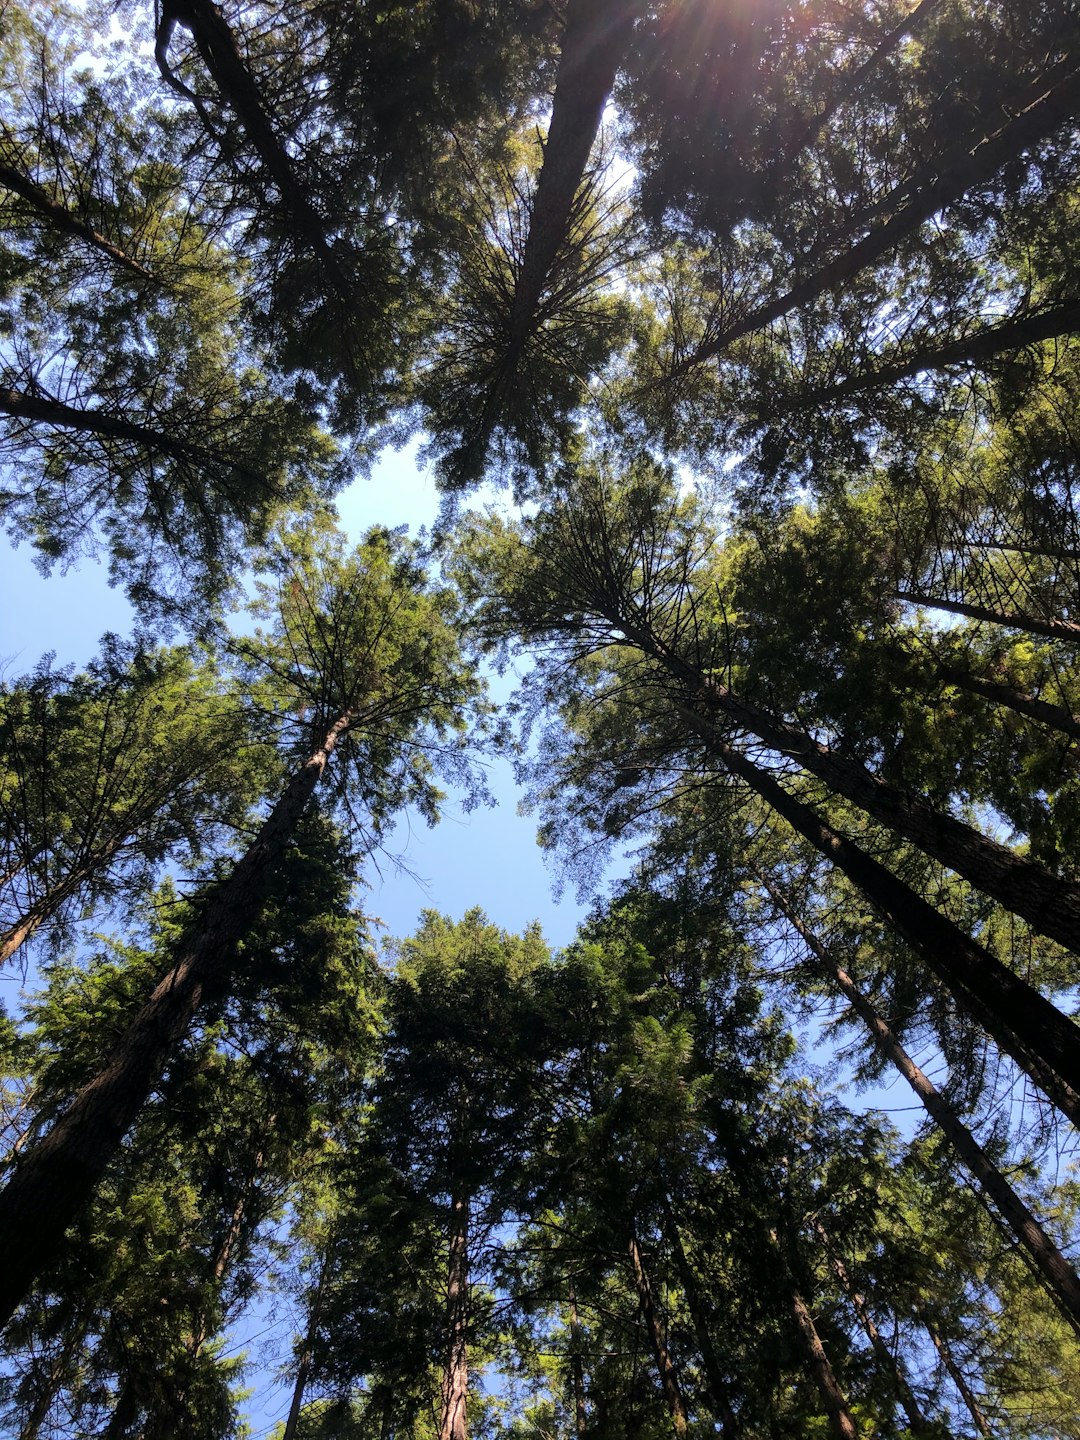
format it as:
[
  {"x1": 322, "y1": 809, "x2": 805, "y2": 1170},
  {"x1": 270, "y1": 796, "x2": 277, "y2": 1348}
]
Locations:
[
  {"x1": 768, "y1": 883, "x2": 1080, "y2": 1332},
  {"x1": 673, "y1": 58, "x2": 1080, "y2": 375},
  {"x1": 925, "y1": 1323, "x2": 992, "y2": 1437},
  {"x1": 0, "y1": 384, "x2": 264, "y2": 485},
  {"x1": 661, "y1": 1196, "x2": 741, "y2": 1437},
  {"x1": 787, "y1": 1284, "x2": 859, "y2": 1440},
  {"x1": 0, "y1": 711, "x2": 351, "y2": 1329},
  {"x1": 941, "y1": 666, "x2": 1080, "y2": 741},
  {"x1": 781, "y1": 298, "x2": 1080, "y2": 408},
  {"x1": 713, "y1": 739, "x2": 1080, "y2": 1125},
  {"x1": 439, "y1": 1192, "x2": 471, "y2": 1440},
  {"x1": 896, "y1": 589, "x2": 1080, "y2": 643},
  {"x1": 0, "y1": 160, "x2": 154, "y2": 281},
  {"x1": 807, "y1": 1217, "x2": 932, "y2": 1434},
  {"x1": 620, "y1": 611, "x2": 1080, "y2": 960},
  {"x1": 628, "y1": 1227, "x2": 689, "y2": 1439}
]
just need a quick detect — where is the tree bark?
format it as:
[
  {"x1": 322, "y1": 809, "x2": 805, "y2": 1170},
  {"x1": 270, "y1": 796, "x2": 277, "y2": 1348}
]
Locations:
[
  {"x1": 0, "y1": 159, "x2": 154, "y2": 281},
  {"x1": 670, "y1": 57, "x2": 1080, "y2": 376},
  {"x1": 896, "y1": 589, "x2": 1080, "y2": 643},
  {"x1": 621, "y1": 609, "x2": 1080, "y2": 962},
  {"x1": 0, "y1": 384, "x2": 264, "y2": 486},
  {"x1": 779, "y1": 298, "x2": 1080, "y2": 409},
  {"x1": 808, "y1": 1217, "x2": 932, "y2": 1434},
  {"x1": 660, "y1": 1195, "x2": 741, "y2": 1437},
  {"x1": 438, "y1": 1191, "x2": 471, "y2": 1440},
  {"x1": 940, "y1": 666, "x2": 1080, "y2": 741},
  {"x1": 712, "y1": 739, "x2": 1080, "y2": 1127},
  {"x1": 924, "y1": 1322, "x2": 993, "y2": 1437},
  {"x1": 628, "y1": 1226, "x2": 689, "y2": 1439},
  {"x1": 766, "y1": 882, "x2": 1080, "y2": 1333},
  {"x1": 0, "y1": 710, "x2": 351, "y2": 1329},
  {"x1": 771, "y1": 1249, "x2": 858, "y2": 1440}
]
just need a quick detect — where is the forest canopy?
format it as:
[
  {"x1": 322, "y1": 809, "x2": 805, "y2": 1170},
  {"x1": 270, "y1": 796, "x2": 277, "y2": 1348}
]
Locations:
[{"x1": 1, "y1": 0, "x2": 1080, "y2": 1435}]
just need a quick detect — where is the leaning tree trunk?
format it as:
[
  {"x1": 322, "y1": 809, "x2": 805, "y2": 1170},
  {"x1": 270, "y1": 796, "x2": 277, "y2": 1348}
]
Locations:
[
  {"x1": 567, "y1": 1273, "x2": 588, "y2": 1439},
  {"x1": 924, "y1": 1322, "x2": 993, "y2": 1438},
  {"x1": 628, "y1": 1225, "x2": 689, "y2": 1440},
  {"x1": 0, "y1": 160, "x2": 155, "y2": 281},
  {"x1": 439, "y1": 1191, "x2": 471, "y2": 1440},
  {"x1": 762, "y1": 1225, "x2": 858, "y2": 1440},
  {"x1": 895, "y1": 589, "x2": 1080, "y2": 644},
  {"x1": 939, "y1": 665, "x2": 1080, "y2": 742},
  {"x1": 765, "y1": 880, "x2": 1080, "y2": 1333},
  {"x1": 282, "y1": 1247, "x2": 330, "y2": 1440},
  {"x1": 709, "y1": 738, "x2": 1080, "y2": 1128},
  {"x1": 0, "y1": 710, "x2": 352, "y2": 1330},
  {"x1": 809, "y1": 1218, "x2": 932, "y2": 1435},
  {"x1": 672, "y1": 57, "x2": 1080, "y2": 376}
]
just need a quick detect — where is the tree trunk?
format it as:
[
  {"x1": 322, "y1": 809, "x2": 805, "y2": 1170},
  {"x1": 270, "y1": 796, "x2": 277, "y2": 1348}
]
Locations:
[
  {"x1": 924, "y1": 1322, "x2": 993, "y2": 1438},
  {"x1": 709, "y1": 739, "x2": 1080, "y2": 1127},
  {"x1": 18, "y1": 1310, "x2": 90, "y2": 1440},
  {"x1": 0, "y1": 710, "x2": 351, "y2": 1330},
  {"x1": 766, "y1": 882, "x2": 1080, "y2": 1334},
  {"x1": 672, "y1": 57, "x2": 1080, "y2": 375},
  {"x1": 0, "y1": 160, "x2": 154, "y2": 281},
  {"x1": 787, "y1": 1283, "x2": 859, "y2": 1440},
  {"x1": 282, "y1": 1249, "x2": 330, "y2": 1440},
  {"x1": 808, "y1": 1217, "x2": 932, "y2": 1434},
  {"x1": 780, "y1": 298, "x2": 1080, "y2": 409},
  {"x1": 896, "y1": 589, "x2": 1080, "y2": 643},
  {"x1": 628, "y1": 1226, "x2": 689, "y2": 1439},
  {"x1": 660, "y1": 1195, "x2": 740, "y2": 1437},
  {"x1": 0, "y1": 384, "x2": 264, "y2": 486},
  {"x1": 456, "y1": 0, "x2": 639, "y2": 476},
  {"x1": 941, "y1": 666, "x2": 1080, "y2": 741},
  {"x1": 439, "y1": 1191, "x2": 471, "y2": 1440},
  {"x1": 619, "y1": 612, "x2": 1080, "y2": 960}
]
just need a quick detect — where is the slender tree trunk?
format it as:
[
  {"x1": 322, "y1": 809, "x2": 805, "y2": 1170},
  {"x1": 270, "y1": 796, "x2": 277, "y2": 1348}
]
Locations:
[
  {"x1": 0, "y1": 160, "x2": 154, "y2": 281},
  {"x1": 782, "y1": 0, "x2": 942, "y2": 165},
  {"x1": 157, "y1": 0, "x2": 352, "y2": 305},
  {"x1": 672, "y1": 57, "x2": 1080, "y2": 376},
  {"x1": 568, "y1": 1273, "x2": 588, "y2": 1438},
  {"x1": 439, "y1": 1191, "x2": 471, "y2": 1440},
  {"x1": 708, "y1": 738, "x2": 1080, "y2": 1126},
  {"x1": 0, "y1": 836, "x2": 127, "y2": 966},
  {"x1": 787, "y1": 1283, "x2": 859, "y2": 1440},
  {"x1": 896, "y1": 589, "x2": 1080, "y2": 643},
  {"x1": 660, "y1": 1194, "x2": 740, "y2": 1437},
  {"x1": 765, "y1": 880, "x2": 1080, "y2": 1332},
  {"x1": 0, "y1": 384, "x2": 264, "y2": 485},
  {"x1": 780, "y1": 298, "x2": 1080, "y2": 409},
  {"x1": 924, "y1": 1322, "x2": 993, "y2": 1437},
  {"x1": 941, "y1": 666, "x2": 1080, "y2": 741},
  {"x1": 809, "y1": 1218, "x2": 932, "y2": 1433},
  {"x1": 0, "y1": 710, "x2": 352, "y2": 1330},
  {"x1": 627, "y1": 1226, "x2": 689, "y2": 1439},
  {"x1": 282, "y1": 1249, "x2": 330, "y2": 1440},
  {"x1": 618, "y1": 612, "x2": 1080, "y2": 960},
  {"x1": 457, "y1": 0, "x2": 639, "y2": 475}
]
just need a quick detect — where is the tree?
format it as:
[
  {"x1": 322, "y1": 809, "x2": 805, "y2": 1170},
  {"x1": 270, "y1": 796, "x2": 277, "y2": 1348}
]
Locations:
[{"x1": 0, "y1": 523, "x2": 486, "y2": 1326}]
